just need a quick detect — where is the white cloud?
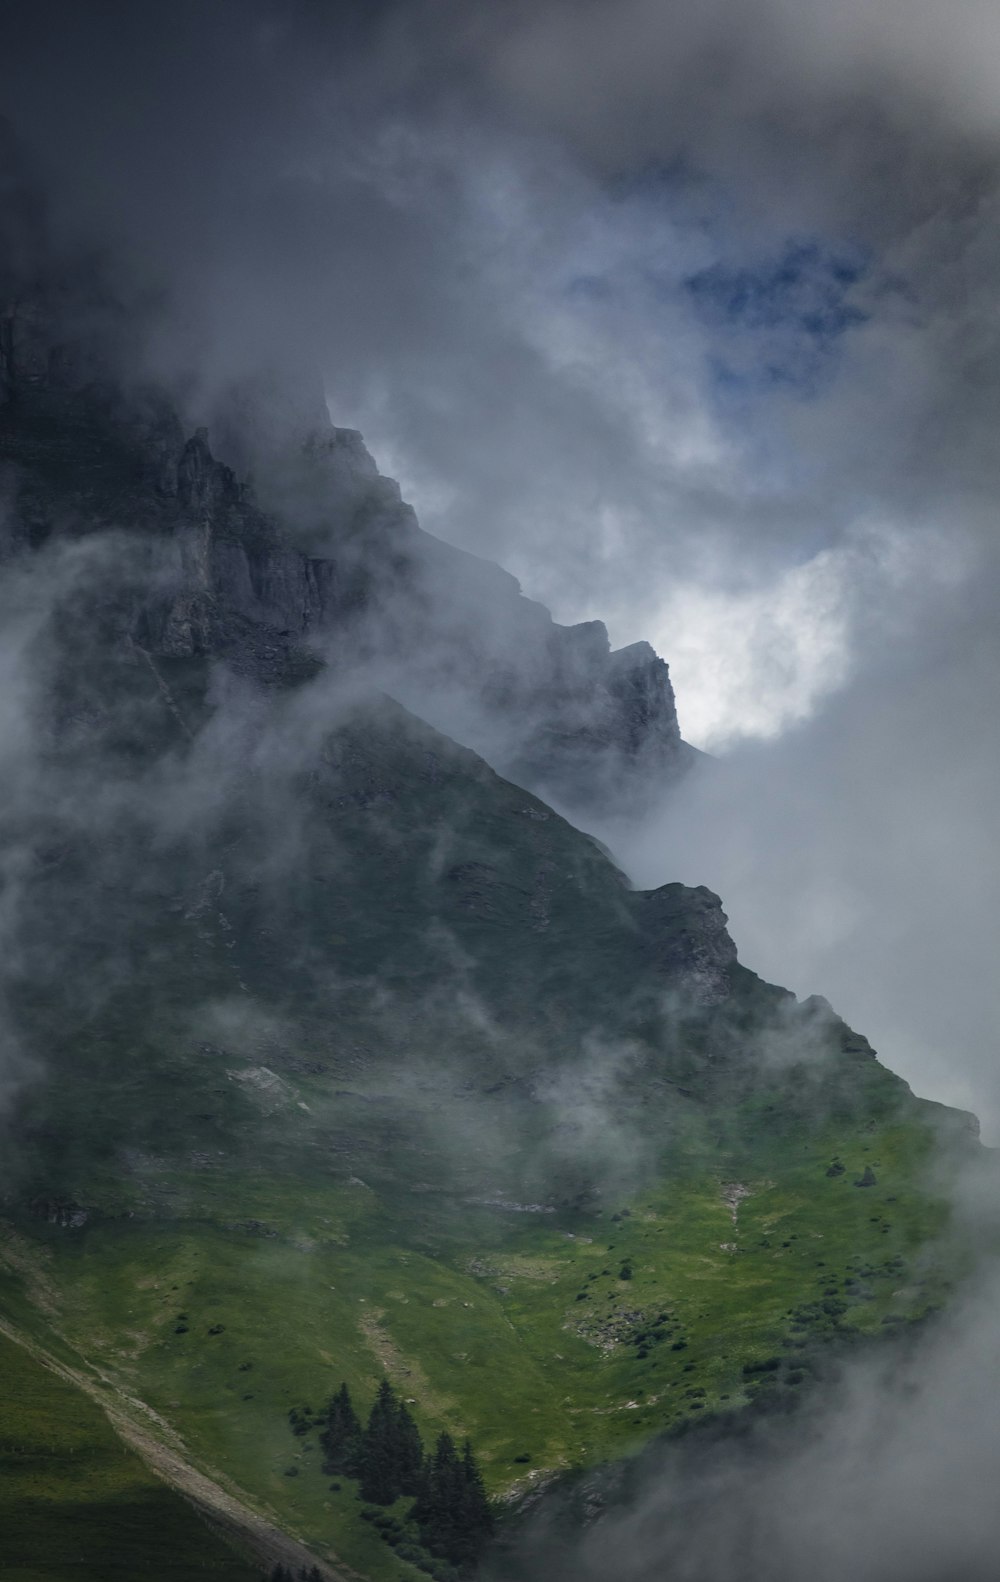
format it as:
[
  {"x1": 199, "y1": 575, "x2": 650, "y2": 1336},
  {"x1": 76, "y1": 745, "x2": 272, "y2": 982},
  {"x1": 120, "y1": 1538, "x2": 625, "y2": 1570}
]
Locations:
[{"x1": 652, "y1": 516, "x2": 966, "y2": 749}]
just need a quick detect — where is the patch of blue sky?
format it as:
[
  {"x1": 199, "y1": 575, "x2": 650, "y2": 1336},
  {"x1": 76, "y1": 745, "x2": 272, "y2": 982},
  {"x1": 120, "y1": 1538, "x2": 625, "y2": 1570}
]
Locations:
[
  {"x1": 543, "y1": 178, "x2": 878, "y2": 531},
  {"x1": 551, "y1": 164, "x2": 870, "y2": 410},
  {"x1": 684, "y1": 238, "x2": 871, "y2": 401}
]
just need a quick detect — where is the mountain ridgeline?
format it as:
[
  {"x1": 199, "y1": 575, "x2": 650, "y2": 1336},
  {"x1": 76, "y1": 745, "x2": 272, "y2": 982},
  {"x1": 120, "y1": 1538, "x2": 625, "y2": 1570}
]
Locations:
[
  {"x1": 0, "y1": 272, "x2": 981, "y2": 1582},
  {"x1": 0, "y1": 281, "x2": 692, "y2": 822}
]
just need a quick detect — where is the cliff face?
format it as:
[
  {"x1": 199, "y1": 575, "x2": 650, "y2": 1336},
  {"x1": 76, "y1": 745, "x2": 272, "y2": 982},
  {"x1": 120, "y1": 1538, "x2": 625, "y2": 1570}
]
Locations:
[
  {"x1": 637, "y1": 882, "x2": 739, "y2": 1006},
  {"x1": 0, "y1": 294, "x2": 691, "y2": 815},
  {"x1": 0, "y1": 215, "x2": 980, "y2": 1582}
]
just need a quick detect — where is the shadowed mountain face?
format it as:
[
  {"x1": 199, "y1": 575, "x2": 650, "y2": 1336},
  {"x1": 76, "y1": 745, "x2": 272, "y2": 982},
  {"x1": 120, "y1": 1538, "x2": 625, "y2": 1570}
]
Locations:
[
  {"x1": 0, "y1": 272, "x2": 722, "y2": 1208},
  {"x1": 0, "y1": 282, "x2": 925, "y2": 1212},
  {"x1": 0, "y1": 252, "x2": 983, "y2": 1582},
  {"x1": 0, "y1": 274, "x2": 692, "y2": 823}
]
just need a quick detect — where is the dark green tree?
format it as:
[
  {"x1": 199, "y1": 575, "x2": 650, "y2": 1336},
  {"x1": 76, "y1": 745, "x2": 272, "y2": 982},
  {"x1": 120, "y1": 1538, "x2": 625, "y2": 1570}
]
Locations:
[
  {"x1": 457, "y1": 1438, "x2": 493, "y2": 1557},
  {"x1": 319, "y1": 1382, "x2": 362, "y2": 1476},
  {"x1": 357, "y1": 1378, "x2": 427, "y2": 1504},
  {"x1": 395, "y1": 1397, "x2": 425, "y2": 1496},
  {"x1": 359, "y1": 1379, "x2": 405, "y2": 1504},
  {"x1": 410, "y1": 1431, "x2": 493, "y2": 1571},
  {"x1": 410, "y1": 1430, "x2": 460, "y2": 1555}
]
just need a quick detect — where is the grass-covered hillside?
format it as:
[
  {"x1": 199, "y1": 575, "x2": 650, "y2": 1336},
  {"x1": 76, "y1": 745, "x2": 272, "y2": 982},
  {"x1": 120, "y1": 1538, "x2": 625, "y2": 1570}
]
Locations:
[
  {"x1": 0, "y1": 627, "x2": 978, "y2": 1579},
  {"x1": 0, "y1": 1325, "x2": 263, "y2": 1582}
]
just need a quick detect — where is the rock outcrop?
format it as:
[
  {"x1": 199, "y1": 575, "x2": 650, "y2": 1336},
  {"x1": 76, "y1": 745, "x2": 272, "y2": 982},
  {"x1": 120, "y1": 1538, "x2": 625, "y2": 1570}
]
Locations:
[
  {"x1": 638, "y1": 883, "x2": 738, "y2": 1005},
  {"x1": 0, "y1": 285, "x2": 692, "y2": 816}
]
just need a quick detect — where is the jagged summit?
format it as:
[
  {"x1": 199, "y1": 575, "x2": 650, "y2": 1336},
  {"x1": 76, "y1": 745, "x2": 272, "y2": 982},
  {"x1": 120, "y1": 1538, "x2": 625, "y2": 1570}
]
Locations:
[
  {"x1": 0, "y1": 224, "x2": 983, "y2": 1582},
  {"x1": 0, "y1": 281, "x2": 692, "y2": 817}
]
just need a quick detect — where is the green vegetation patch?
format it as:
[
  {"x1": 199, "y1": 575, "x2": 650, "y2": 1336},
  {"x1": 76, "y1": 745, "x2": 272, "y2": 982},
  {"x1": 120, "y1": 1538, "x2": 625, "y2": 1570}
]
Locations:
[
  {"x1": 0, "y1": 1330, "x2": 258, "y2": 1582},
  {"x1": 0, "y1": 1098, "x2": 961, "y2": 1580}
]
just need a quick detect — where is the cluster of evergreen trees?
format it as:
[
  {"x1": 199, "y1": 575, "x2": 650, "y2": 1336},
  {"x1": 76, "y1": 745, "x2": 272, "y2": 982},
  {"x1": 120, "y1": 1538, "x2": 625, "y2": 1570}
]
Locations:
[
  {"x1": 409, "y1": 1429, "x2": 492, "y2": 1571},
  {"x1": 321, "y1": 1378, "x2": 422, "y2": 1502},
  {"x1": 316, "y1": 1379, "x2": 493, "y2": 1574}
]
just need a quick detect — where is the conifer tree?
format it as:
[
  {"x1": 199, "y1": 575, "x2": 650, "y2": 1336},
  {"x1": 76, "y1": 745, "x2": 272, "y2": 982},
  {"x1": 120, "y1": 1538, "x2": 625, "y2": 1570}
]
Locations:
[
  {"x1": 395, "y1": 1397, "x2": 425, "y2": 1496},
  {"x1": 455, "y1": 1438, "x2": 494, "y2": 1565},
  {"x1": 357, "y1": 1378, "x2": 427, "y2": 1504},
  {"x1": 410, "y1": 1431, "x2": 461, "y2": 1556},
  {"x1": 410, "y1": 1431, "x2": 494, "y2": 1570},
  {"x1": 359, "y1": 1379, "x2": 404, "y2": 1504},
  {"x1": 319, "y1": 1382, "x2": 362, "y2": 1476}
]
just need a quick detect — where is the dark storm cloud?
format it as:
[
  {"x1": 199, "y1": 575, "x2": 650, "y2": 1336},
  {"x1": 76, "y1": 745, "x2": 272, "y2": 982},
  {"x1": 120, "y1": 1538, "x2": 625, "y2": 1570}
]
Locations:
[
  {"x1": 5, "y1": 4, "x2": 1000, "y2": 1576},
  {"x1": 425, "y1": 0, "x2": 1000, "y2": 1142},
  {"x1": 3, "y1": 0, "x2": 1000, "y2": 1132},
  {"x1": 0, "y1": 0, "x2": 883, "y2": 609}
]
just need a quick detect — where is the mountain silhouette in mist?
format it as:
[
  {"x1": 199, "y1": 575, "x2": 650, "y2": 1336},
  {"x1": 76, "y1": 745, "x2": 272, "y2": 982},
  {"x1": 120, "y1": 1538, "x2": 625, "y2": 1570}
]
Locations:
[{"x1": 0, "y1": 248, "x2": 981, "y2": 1582}]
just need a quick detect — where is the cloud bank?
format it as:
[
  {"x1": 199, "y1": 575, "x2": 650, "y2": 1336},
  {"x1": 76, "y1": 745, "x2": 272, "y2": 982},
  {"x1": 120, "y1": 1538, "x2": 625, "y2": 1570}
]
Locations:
[
  {"x1": 4, "y1": 5, "x2": 1000, "y2": 1578},
  {"x1": 3, "y1": 0, "x2": 999, "y2": 1160}
]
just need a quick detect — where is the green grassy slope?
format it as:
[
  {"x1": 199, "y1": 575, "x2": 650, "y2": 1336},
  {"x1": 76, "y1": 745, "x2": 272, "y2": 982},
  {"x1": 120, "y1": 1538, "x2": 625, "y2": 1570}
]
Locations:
[
  {"x1": 0, "y1": 1328, "x2": 260, "y2": 1582},
  {"x1": 0, "y1": 1094, "x2": 966, "y2": 1579},
  {"x1": 0, "y1": 654, "x2": 980, "y2": 1578}
]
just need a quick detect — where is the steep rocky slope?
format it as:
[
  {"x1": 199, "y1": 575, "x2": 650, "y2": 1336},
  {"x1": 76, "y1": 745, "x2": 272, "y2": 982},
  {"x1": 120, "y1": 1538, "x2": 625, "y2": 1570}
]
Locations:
[
  {"x1": 0, "y1": 278, "x2": 981, "y2": 1581},
  {"x1": 0, "y1": 288, "x2": 691, "y2": 819}
]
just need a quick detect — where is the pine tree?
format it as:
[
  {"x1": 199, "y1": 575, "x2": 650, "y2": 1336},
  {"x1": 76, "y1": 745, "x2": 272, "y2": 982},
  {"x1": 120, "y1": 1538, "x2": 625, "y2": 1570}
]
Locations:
[
  {"x1": 410, "y1": 1432, "x2": 494, "y2": 1570},
  {"x1": 319, "y1": 1382, "x2": 362, "y2": 1476},
  {"x1": 357, "y1": 1379, "x2": 427, "y2": 1504},
  {"x1": 359, "y1": 1379, "x2": 404, "y2": 1504},
  {"x1": 410, "y1": 1431, "x2": 460, "y2": 1557},
  {"x1": 395, "y1": 1397, "x2": 424, "y2": 1496},
  {"x1": 455, "y1": 1439, "x2": 494, "y2": 1565}
]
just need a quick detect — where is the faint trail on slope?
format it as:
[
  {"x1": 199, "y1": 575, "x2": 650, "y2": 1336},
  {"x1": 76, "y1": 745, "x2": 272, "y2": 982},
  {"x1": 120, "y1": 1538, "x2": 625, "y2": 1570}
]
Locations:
[
  {"x1": 357, "y1": 1306, "x2": 461, "y2": 1424},
  {"x1": 0, "y1": 1312, "x2": 357, "y2": 1582},
  {"x1": 721, "y1": 1182, "x2": 751, "y2": 1224}
]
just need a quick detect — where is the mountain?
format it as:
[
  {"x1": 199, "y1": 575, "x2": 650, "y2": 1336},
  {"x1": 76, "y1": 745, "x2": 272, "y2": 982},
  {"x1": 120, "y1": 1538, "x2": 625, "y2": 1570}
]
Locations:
[
  {"x1": 0, "y1": 284, "x2": 692, "y2": 821},
  {"x1": 0, "y1": 277, "x2": 981, "y2": 1582}
]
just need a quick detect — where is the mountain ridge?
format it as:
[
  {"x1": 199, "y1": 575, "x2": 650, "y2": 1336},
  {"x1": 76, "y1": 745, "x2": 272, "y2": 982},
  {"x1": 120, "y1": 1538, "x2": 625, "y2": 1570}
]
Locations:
[
  {"x1": 0, "y1": 286, "x2": 692, "y2": 819},
  {"x1": 0, "y1": 268, "x2": 983, "y2": 1582}
]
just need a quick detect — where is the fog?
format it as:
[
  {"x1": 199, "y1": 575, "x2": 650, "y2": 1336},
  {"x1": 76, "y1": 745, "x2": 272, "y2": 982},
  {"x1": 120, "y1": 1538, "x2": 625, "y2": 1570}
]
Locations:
[
  {"x1": 490, "y1": 1253, "x2": 1000, "y2": 1582},
  {"x1": 6, "y1": 0, "x2": 999, "y2": 1131},
  {"x1": 4, "y1": 2, "x2": 1000, "y2": 1578}
]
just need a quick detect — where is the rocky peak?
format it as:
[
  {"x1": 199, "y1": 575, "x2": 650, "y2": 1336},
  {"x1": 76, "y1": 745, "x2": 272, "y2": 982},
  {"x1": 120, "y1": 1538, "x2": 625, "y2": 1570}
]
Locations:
[
  {"x1": 638, "y1": 883, "x2": 738, "y2": 1005},
  {"x1": 177, "y1": 427, "x2": 238, "y2": 516},
  {"x1": 0, "y1": 286, "x2": 692, "y2": 815}
]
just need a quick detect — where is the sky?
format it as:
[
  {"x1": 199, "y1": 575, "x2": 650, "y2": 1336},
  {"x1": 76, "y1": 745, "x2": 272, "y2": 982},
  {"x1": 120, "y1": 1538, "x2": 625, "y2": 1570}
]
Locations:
[
  {"x1": 3, "y1": 0, "x2": 1000, "y2": 1123},
  {"x1": 5, "y1": 6, "x2": 1000, "y2": 1578}
]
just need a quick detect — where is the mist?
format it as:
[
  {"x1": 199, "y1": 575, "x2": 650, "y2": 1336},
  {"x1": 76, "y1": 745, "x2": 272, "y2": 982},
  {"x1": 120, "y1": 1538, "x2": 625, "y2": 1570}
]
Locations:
[
  {"x1": 490, "y1": 1250, "x2": 1000, "y2": 1582},
  {"x1": 6, "y1": 0, "x2": 998, "y2": 1132},
  {"x1": 4, "y1": 2, "x2": 1000, "y2": 1579}
]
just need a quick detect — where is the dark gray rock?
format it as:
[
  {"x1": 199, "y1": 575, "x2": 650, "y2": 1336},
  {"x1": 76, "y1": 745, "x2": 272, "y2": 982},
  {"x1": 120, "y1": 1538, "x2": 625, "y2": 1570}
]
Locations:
[
  {"x1": 637, "y1": 883, "x2": 738, "y2": 1005},
  {"x1": 0, "y1": 282, "x2": 692, "y2": 815}
]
